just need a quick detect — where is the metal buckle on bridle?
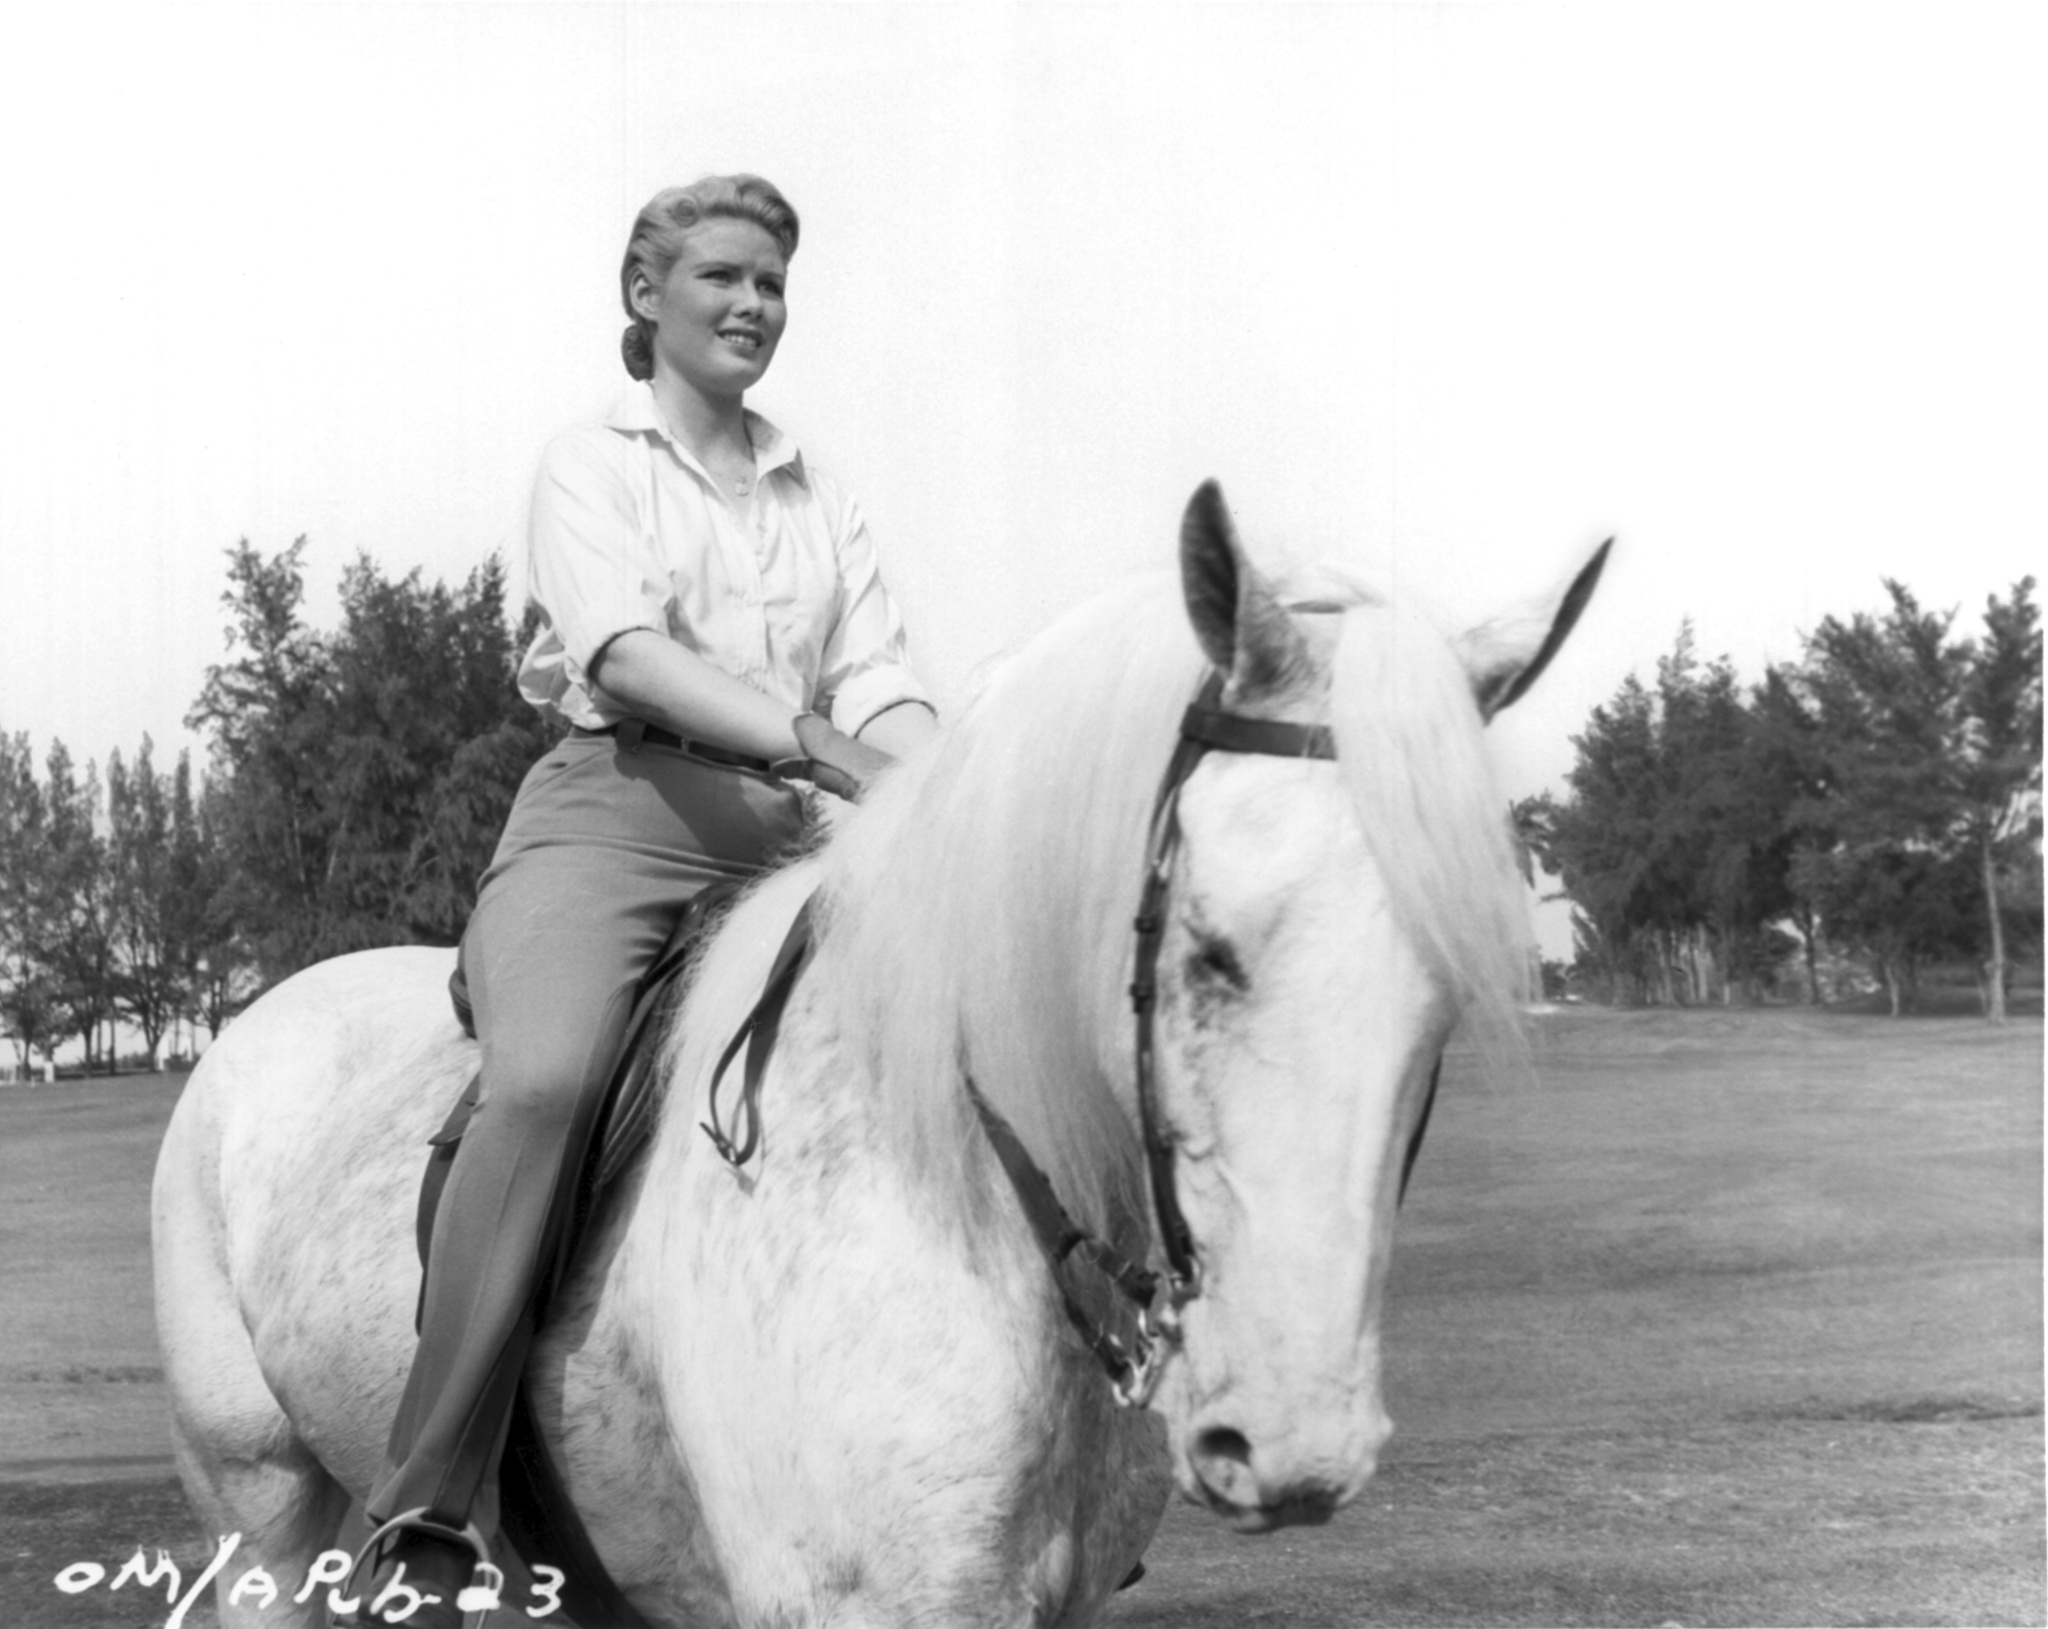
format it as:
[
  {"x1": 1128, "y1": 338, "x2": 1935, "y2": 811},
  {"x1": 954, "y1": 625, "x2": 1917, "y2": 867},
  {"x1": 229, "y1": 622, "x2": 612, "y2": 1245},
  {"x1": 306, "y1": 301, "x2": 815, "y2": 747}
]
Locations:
[
  {"x1": 1111, "y1": 1323, "x2": 1162, "y2": 1409},
  {"x1": 1113, "y1": 1266, "x2": 1203, "y2": 1408}
]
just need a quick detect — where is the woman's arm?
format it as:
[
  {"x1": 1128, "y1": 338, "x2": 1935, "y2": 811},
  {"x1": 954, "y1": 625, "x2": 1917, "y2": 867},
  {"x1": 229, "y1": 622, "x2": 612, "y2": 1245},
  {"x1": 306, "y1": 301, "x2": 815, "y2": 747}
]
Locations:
[
  {"x1": 591, "y1": 631, "x2": 804, "y2": 761},
  {"x1": 594, "y1": 634, "x2": 935, "y2": 771},
  {"x1": 597, "y1": 633, "x2": 932, "y2": 800}
]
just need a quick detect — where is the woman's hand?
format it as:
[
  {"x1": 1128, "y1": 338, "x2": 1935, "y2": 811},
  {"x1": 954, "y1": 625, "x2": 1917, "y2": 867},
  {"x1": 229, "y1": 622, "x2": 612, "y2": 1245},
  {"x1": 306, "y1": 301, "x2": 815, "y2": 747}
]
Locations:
[{"x1": 789, "y1": 713, "x2": 893, "y2": 801}]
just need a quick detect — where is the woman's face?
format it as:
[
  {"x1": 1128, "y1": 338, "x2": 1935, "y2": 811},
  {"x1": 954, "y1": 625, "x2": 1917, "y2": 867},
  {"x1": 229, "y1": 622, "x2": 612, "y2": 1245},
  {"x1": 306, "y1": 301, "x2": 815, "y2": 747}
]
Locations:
[{"x1": 633, "y1": 218, "x2": 789, "y2": 400}]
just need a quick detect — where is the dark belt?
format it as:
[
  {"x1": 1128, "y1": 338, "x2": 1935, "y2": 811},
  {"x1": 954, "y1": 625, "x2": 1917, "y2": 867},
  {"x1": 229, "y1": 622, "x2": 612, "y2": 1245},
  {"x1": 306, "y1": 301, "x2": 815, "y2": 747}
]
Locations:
[{"x1": 574, "y1": 720, "x2": 778, "y2": 776}]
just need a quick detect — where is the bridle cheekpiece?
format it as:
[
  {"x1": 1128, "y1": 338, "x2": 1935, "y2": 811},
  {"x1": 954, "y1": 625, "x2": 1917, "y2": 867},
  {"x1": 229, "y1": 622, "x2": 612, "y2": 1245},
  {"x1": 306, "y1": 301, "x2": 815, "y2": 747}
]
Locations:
[
  {"x1": 1129, "y1": 671, "x2": 1337, "y2": 1301},
  {"x1": 968, "y1": 668, "x2": 1341, "y2": 1407}
]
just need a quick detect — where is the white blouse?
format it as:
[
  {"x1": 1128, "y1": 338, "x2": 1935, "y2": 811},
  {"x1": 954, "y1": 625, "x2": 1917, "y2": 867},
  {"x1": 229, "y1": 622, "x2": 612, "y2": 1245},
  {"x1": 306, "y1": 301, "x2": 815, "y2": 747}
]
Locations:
[{"x1": 517, "y1": 387, "x2": 930, "y2": 737}]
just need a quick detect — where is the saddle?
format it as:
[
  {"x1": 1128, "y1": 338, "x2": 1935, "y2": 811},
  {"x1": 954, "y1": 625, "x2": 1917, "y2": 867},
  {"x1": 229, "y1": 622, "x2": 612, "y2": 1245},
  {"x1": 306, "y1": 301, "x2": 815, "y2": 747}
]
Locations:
[{"x1": 415, "y1": 880, "x2": 749, "y2": 1629}]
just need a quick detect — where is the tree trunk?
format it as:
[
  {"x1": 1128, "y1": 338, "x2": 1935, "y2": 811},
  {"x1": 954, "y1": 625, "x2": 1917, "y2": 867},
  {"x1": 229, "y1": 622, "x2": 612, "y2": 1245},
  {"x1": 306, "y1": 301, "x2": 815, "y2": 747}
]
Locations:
[
  {"x1": 203, "y1": 975, "x2": 228, "y2": 1039},
  {"x1": 1980, "y1": 829, "x2": 2009, "y2": 1023}
]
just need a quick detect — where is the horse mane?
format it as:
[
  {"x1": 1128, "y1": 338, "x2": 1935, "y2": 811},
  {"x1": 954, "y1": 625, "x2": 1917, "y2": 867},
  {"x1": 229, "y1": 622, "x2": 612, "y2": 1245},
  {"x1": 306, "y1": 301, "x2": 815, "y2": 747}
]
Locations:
[
  {"x1": 809, "y1": 577, "x2": 1189, "y2": 1250},
  {"x1": 1318, "y1": 573, "x2": 1532, "y2": 1061},
  {"x1": 791, "y1": 565, "x2": 1530, "y2": 1251}
]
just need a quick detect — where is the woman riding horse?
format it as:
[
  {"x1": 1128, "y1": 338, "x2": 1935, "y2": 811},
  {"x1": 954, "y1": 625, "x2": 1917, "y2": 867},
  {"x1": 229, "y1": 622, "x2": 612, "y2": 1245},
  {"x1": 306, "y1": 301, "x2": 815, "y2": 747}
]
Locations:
[{"x1": 345, "y1": 174, "x2": 938, "y2": 1627}]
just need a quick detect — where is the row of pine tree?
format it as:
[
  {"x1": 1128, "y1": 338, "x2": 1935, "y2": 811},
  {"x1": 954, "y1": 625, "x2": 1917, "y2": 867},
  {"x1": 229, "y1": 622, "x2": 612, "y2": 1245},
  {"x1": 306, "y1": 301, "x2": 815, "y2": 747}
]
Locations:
[
  {"x1": 1519, "y1": 579, "x2": 2041, "y2": 1017},
  {"x1": 0, "y1": 541, "x2": 557, "y2": 1071}
]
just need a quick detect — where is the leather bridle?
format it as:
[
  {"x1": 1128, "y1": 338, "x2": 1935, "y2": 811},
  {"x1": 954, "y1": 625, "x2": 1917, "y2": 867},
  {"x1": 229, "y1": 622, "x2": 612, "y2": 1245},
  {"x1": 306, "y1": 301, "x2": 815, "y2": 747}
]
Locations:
[
  {"x1": 968, "y1": 669, "x2": 1443, "y2": 1405},
  {"x1": 708, "y1": 663, "x2": 1445, "y2": 1405}
]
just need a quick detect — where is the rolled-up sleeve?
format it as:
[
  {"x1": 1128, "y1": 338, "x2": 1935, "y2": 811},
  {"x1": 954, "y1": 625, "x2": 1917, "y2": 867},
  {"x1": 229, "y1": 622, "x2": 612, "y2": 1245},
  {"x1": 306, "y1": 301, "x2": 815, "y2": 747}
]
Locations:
[
  {"x1": 528, "y1": 431, "x2": 670, "y2": 680},
  {"x1": 811, "y1": 489, "x2": 932, "y2": 738}
]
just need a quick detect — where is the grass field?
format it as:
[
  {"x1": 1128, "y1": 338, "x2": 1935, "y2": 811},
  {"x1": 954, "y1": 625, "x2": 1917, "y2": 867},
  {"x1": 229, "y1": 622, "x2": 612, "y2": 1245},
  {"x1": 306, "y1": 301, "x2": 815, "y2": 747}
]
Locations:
[{"x1": 1, "y1": 1005, "x2": 2040, "y2": 1627}]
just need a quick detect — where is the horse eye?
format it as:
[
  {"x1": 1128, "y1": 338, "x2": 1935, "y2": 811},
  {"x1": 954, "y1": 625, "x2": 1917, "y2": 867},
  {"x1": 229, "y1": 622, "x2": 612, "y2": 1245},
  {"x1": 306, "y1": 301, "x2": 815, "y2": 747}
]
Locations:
[{"x1": 1187, "y1": 935, "x2": 1249, "y2": 994}]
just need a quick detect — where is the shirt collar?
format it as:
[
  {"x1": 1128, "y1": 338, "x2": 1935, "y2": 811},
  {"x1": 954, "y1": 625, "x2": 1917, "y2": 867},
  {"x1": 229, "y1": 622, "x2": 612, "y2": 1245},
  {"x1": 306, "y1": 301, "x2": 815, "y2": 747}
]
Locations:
[{"x1": 606, "y1": 385, "x2": 808, "y2": 487}]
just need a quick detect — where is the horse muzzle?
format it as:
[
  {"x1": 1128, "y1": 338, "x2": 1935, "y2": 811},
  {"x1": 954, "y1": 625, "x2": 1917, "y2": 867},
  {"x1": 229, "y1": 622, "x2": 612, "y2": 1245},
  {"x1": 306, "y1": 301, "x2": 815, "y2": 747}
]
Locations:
[{"x1": 1178, "y1": 1399, "x2": 1394, "y2": 1531}]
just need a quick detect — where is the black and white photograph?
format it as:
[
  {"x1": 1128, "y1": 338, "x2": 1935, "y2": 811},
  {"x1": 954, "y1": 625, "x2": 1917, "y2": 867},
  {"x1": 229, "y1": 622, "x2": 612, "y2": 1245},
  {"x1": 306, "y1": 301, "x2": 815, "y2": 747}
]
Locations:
[{"x1": 1, "y1": 5, "x2": 2039, "y2": 1626}]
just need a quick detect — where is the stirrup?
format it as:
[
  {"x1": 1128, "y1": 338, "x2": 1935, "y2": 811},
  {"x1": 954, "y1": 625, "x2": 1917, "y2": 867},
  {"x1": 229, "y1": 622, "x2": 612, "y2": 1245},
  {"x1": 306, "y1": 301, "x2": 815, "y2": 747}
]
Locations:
[{"x1": 332, "y1": 1509, "x2": 497, "y2": 1629}]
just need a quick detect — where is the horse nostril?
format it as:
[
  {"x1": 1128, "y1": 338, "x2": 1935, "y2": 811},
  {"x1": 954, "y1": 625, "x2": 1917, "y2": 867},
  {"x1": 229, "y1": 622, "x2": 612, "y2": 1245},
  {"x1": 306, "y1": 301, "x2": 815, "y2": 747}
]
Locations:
[
  {"x1": 1189, "y1": 1424, "x2": 1260, "y2": 1511},
  {"x1": 1193, "y1": 1425, "x2": 1253, "y2": 1472}
]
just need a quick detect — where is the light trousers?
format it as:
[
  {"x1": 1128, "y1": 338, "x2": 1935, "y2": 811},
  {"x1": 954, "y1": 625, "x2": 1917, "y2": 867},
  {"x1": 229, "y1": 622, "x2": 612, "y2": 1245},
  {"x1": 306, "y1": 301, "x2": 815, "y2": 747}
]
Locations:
[{"x1": 367, "y1": 731, "x2": 806, "y2": 1531}]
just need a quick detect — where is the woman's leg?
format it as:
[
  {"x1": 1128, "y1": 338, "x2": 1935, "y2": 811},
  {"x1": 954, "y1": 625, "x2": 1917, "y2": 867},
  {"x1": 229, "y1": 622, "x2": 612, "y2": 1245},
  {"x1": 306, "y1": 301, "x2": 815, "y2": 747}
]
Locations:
[
  {"x1": 368, "y1": 842, "x2": 669, "y2": 1531},
  {"x1": 364, "y1": 738, "x2": 805, "y2": 1544}
]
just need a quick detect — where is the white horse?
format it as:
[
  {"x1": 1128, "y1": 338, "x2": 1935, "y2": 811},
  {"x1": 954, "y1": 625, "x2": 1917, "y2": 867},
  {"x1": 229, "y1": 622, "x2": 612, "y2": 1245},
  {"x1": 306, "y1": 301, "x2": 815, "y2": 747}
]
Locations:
[{"x1": 153, "y1": 483, "x2": 1604, "y2": 1627}]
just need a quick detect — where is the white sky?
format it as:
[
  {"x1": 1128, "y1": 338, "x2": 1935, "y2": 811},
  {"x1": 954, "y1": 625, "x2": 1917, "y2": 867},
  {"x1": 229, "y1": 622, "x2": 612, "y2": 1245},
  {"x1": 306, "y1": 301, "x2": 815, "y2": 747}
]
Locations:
[{"x1": 1, "y1": 3, "x2": 2042, "y2": 959}]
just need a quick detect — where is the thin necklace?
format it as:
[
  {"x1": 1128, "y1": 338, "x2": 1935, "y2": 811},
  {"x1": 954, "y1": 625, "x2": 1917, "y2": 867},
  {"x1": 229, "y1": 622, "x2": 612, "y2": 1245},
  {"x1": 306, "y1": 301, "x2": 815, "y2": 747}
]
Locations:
[{"x1": 732, "y1": 424, "x2": 755, "y2": 496}]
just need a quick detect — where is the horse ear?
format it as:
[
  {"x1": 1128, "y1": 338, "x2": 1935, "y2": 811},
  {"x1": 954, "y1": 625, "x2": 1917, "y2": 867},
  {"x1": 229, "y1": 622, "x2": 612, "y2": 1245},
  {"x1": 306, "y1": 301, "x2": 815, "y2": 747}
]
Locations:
[
  {"x1": 1457, "y1": 539, "x2": 1614, "y2": 721},
  {"x1": 1180, "y1": 480, "x2": 1309, "y2": 698}
]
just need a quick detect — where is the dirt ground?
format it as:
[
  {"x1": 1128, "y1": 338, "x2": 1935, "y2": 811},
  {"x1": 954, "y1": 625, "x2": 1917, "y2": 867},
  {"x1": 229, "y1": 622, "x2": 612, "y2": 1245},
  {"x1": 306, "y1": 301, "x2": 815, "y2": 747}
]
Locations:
[{"x1": 1, "y1": 1005, "x2": 2040, "y2": 1627}]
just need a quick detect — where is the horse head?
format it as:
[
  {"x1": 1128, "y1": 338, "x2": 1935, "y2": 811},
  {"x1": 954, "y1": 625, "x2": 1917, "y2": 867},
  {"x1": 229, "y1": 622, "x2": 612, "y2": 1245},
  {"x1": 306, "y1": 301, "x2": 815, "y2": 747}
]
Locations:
[{"x1": 1141, "y1": 481, "x2": 1608, "y2": 1530}]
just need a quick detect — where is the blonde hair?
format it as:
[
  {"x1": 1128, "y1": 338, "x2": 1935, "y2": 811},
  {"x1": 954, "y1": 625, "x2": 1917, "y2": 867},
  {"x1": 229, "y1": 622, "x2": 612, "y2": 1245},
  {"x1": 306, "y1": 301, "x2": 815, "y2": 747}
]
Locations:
[{"x1": 618, "y1": 175, "x2": 800, "y2": 380}]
